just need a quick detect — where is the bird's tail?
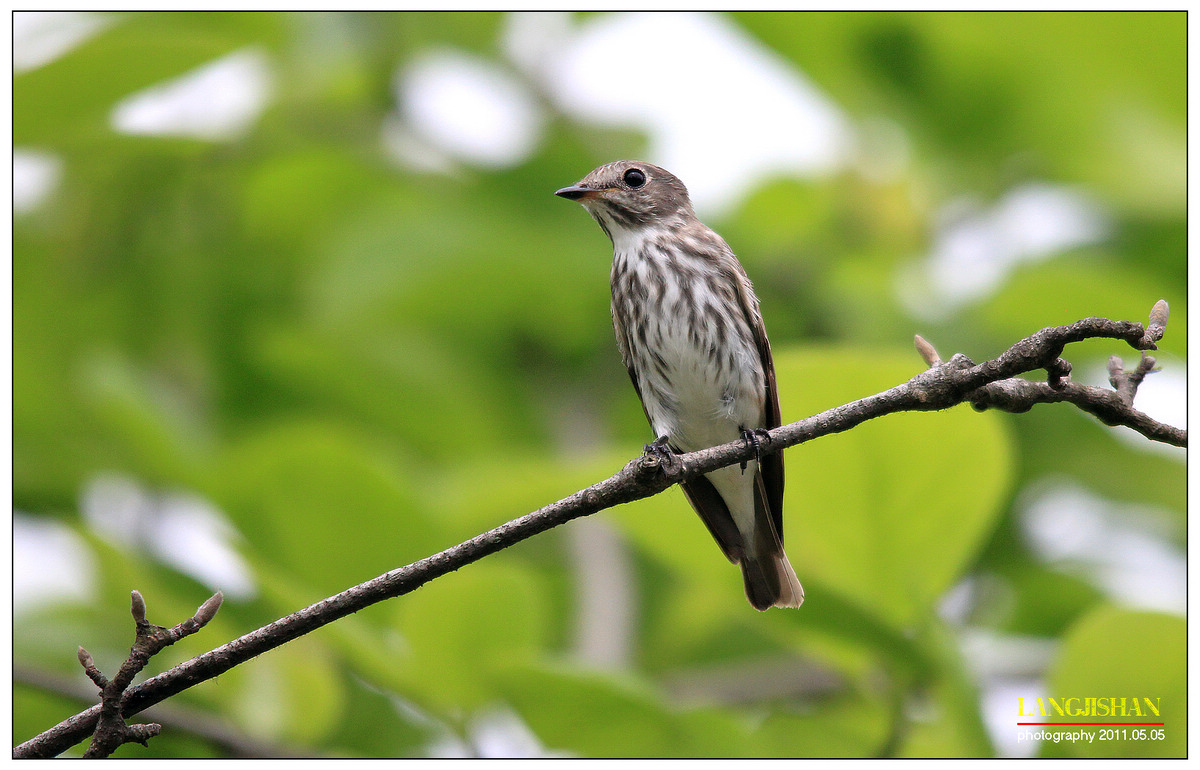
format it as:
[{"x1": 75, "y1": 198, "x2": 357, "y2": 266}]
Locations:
[{"x1": 740, "y1": 548, "x2": 805, "y2": 611}]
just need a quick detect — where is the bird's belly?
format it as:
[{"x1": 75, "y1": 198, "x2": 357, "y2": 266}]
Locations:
[{"x1": 637, "y1": 322, "x2": 763, "y2": 452}]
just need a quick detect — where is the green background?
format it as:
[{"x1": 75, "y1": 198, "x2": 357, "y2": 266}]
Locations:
[{"x1": 13, "y1": 11, "x2": 1186, "y2": 758}]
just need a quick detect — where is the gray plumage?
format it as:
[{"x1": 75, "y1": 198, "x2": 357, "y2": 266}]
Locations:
[{"x1": 556, "y1": 161, "x2": 803, "y2": 610}]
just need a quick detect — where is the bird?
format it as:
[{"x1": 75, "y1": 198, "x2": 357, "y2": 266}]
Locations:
[{"x1": 555, "y1": 160, "x2": 803, "y2": 610}]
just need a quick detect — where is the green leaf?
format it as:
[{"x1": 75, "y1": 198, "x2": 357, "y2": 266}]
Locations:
[
  {"x1": 611, "y1": 480, "x2": 751, "y2": 635},
  {"x1": 215, "y1": 421, "x2": 439, "y2": 594},
  {"x1": 756, "y1": 691, "x2": 893, "y2": 757},
  {"x1": 895, "y1": 621, "x2": 992, "y2": 757},
  {"x1": 12, "y1": 684, "x2": 96, "y2": 755},
  {"x1": 249, "y1": 324, "x2": 517, "y2": 460},
  {"x1": 324, "y1": 673, "x2": 438, "y2": 757},
  {"x1": 75, "y1": 349, "x2": 210, "y2": 487},
  {"x1": 776, "y1": 346, "x2": 1014, "y2": 629},
  {"x1": 1044, "y1": 606, "x2": 1184, "y2": 758},
  {"x1": 500, "y1": 665, "x2": 754, "y2": 757},
  {"x1": 15, "y1": 12, "x2": 284, "y2": 147},
  {"x1": 1011, "y1": 407, "x2": 1185, "y2": 520},
  {"x1": 392, "y1": 561, "x2": 548, "y2": 712},
  {"x1": 224, "y1": 634, "x2": 346, "y2": 746},
  {"x1": 979, "y1": 256, "x2": 1187, "y2": 359},
  {"x1": 432, "y1": 452, "x2": 627, "y2": 539},
  {"x1": 735, "y1": 12, "x2": 1185, "y2": 208}
]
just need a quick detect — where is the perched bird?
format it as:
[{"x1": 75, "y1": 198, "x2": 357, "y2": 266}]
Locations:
[{"x1": 556, "y1": 161, "x2": 803, "y2": 610}]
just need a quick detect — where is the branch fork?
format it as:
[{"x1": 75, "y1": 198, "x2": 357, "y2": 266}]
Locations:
[
  {"x1": 911, "y1": 301, "x2": 1182, "y2": 446},
  {"x1": 76, "y1": 590, "x2": 223, "y2": 758}
]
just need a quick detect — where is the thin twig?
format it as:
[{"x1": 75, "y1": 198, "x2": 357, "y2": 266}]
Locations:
[
  {"x1": 13, "y1": 664, "x2": 305, "y2": 758},
  {"x1": 76, "y1": 591, "x2": 223, "y2": 758}
]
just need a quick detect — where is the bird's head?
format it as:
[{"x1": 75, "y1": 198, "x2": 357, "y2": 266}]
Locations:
[{"x1": 555, "y1": 161, "x2": 694, "y2": 238}]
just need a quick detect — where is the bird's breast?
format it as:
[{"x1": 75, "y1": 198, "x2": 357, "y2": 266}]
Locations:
[{"x1": 611, "y1": 241, "x2": 764, "y2": 448}]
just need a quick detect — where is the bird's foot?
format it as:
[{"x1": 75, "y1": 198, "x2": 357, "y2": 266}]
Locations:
[
  {"x1": 642, "y1": 435, "x2": 680, "y2": 473},
  {"x1": 739, "y1": 427, "x2": 771, "y2": 473},
  {"x1": 643, "y1": 435, "x2": 673, "y2": 460}
]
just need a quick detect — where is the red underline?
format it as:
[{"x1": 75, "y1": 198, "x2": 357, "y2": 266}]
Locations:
[{"x1": 1017, "y1": 722, "x2": 1164, "y2": 726}]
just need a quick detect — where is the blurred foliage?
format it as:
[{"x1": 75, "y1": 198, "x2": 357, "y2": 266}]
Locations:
[{"x1": 13, "y1": 11, "x2": 1184, "y2": 758}]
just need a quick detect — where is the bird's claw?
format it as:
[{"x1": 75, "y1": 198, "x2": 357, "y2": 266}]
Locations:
[
  {"x1": 642, "y1": 435, "x2": 680, "y2": 473},
  {"x1": 739, "y1": 427, "x2": 771, "y2": 473}
]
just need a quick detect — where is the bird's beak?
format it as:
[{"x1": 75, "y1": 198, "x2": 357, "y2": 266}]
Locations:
[{"x1": 555, "y1": 185, "x2": 600, "y2": 201}]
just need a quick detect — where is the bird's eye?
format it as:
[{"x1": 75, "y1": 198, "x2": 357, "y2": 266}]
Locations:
[{"x1": 623, "y1": 168, "x2": 646, "y2": 188}]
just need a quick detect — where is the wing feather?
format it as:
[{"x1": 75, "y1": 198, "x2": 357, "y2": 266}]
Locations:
[{"x1": 730, "y1": 264, "x2": 786, "y2": 543}]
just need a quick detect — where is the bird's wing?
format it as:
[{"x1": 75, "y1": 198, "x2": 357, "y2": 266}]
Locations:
[
  {"x1": 612, "y1": 306, "x2": 654, "y2": 427},
  {"x1": 678, "y1": 474, "x2": 744, "y2": 564},
  {"x1": 731, "y1": 266, "x2": 786, "y2": 543}
]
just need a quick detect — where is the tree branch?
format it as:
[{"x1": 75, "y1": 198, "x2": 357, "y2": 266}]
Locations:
[
  {"x1": 13, "y1": 664, "x2": 305, "y2": 758},
  {"x1": 13, "y1": 304, "x2": 1184, "y2": 758},
  {"x1": 76, "y1": 590, "x2": 223, "y2": 758}
]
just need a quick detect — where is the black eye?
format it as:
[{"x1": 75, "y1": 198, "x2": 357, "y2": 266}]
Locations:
[{"x1": 623, "y1": 168, "x2": 646, "y2": 188}]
